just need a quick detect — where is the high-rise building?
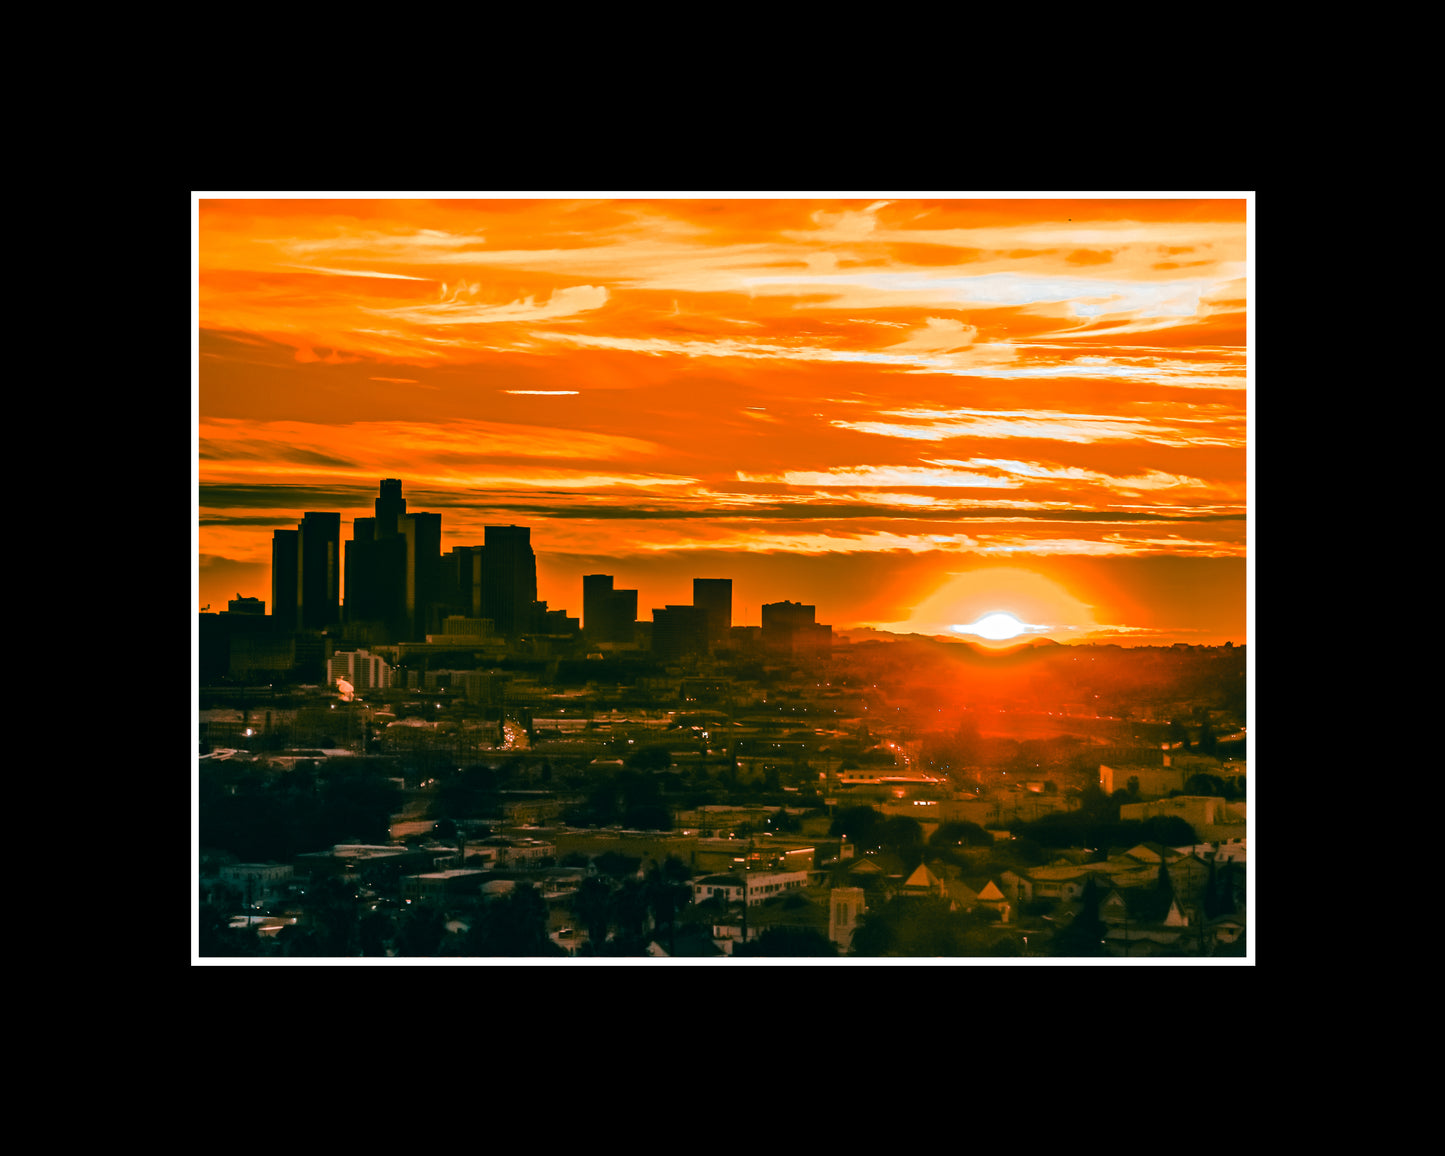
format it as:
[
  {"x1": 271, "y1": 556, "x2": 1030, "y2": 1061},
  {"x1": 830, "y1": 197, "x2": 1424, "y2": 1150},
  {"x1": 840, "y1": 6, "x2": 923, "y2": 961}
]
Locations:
[
  {"x1": 400, "y1": 511, "x2": 442, "y2": 639},
  {"x1": 652, "y1": 604, "x2": 709, "y2": 661},
  {"x1": 328, "y1": 648, "x2": 395, "y2": 692},
  {"x1": 583, "y1": 574, "x2": 639, "y2": 643},
  {"x1": 693, "y1": 578, "x2": 733, "y2": 648},
  {"x1": 484, "y1": 525, "x2": 537, "y2": 637},
  {"x1": 441, "y1": 545, "x2": 486, "y2": 619},
  {"x1": 583, "y1": 574, "x2": 613, "y2": 635},
  {"x1": 271, "y1": 528, "x2": 299, "y2": 631},
  {"x1": 343, "y1": 480, "x2": 435, "y2": 642},
  {"x1": 374, "y1": 477, "x2": 406, "y2": 536},
  {"x1": 297, "y1": 511, "x2": 341, "y2": 630},
  {"x1": 606, "y1": 587, "x2": 638, "y2": 642},
  {"x1": 761, "y1": 600, "x2": 831, "y2": 656}
]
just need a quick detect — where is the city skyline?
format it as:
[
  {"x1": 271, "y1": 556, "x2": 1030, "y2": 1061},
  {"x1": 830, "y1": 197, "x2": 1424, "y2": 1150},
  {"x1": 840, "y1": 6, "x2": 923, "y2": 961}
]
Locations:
[{"x1": 196, "y1": 195, "x2": 1250, "y2": 646}]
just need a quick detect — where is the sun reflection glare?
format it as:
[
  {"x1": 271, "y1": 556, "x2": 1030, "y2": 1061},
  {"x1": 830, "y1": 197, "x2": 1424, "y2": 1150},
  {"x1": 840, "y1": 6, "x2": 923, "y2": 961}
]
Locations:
[{"x1": 952, "y1": 612, "x2": 1037, "y2": 640}]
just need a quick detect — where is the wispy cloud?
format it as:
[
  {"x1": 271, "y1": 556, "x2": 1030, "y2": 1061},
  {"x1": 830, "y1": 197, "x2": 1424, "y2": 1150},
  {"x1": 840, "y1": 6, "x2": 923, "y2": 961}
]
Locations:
[
  {"x1": 283, "y1": 265, "x2": 434, "y2": 281},
  {"x1": 832, "y1": 407, "x2": 1244, "y2": 448},
  {"x1": 371, "y1": 284, "x2": 609, "y2": 326}
]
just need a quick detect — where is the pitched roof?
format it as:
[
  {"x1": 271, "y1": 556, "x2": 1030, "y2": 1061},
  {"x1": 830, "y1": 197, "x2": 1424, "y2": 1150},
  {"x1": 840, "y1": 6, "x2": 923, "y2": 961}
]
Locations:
[
  {"x1": 1124, "y1": 842, "x2": 1186, "y2": 864},
  {"x1": 902, "y1": 863, "x2": 944, "y2": 892}
]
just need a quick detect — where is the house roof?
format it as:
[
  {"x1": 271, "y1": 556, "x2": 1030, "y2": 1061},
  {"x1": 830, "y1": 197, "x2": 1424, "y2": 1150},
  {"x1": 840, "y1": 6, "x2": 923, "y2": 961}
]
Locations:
[
  {"x1": 1123, "y1": 842, "x2": 1186, "y2": 864},
  {"x1": 1024, "y1": 864, "x2": 1093, "y2": 882},
  {"x1": 902, "y1": 863, "x2": 944, "y2": 891},
  {"x1": 1102, "y1": 885, "x2": 1181, "y2": 925}
]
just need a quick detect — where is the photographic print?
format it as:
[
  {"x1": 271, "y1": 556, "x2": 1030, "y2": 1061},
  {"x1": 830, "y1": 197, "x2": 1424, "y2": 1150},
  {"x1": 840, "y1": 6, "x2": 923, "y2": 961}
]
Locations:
[{"x1": 194, "y1": 194, "x2": 1251, "y2": 963}]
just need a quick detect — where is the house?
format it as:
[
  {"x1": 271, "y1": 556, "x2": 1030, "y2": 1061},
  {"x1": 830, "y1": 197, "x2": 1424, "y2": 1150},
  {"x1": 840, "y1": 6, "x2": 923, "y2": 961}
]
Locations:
[
  {"x1": 1098, "y1": 883, "x2": 1191, "y2": 956},
  {"x1": 899, "y1": 862, "x2": 949, "y2": 899},
  {"x1": 974, "y1": 879, "x2": 1011, "y2": 923},
  {"x1": 1017, "y1": 863, "x2": 1094, "y2": 903}
]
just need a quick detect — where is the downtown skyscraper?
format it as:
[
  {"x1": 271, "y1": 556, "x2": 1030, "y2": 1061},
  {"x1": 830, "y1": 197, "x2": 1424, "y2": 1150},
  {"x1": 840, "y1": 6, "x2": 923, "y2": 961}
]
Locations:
[
  {"x1": 271, "y1": 511, "x2": 340, "y2": 631},
  {"x1": 343, "y1": 479, "x2": 441, "y2": 642}
]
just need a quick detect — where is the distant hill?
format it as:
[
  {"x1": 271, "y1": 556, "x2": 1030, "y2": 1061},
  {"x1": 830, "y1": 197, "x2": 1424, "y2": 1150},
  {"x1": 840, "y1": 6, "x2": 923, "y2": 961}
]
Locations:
[{"x1": 838, "y1": 627, "x2": 1063, "y2": 654}]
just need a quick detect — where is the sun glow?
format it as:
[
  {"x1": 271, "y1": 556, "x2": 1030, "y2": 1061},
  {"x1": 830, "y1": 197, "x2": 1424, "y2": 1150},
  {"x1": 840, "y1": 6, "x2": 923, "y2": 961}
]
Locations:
[{"x1": 953, "y1": 612, "x2": 1031, "y2": 640}]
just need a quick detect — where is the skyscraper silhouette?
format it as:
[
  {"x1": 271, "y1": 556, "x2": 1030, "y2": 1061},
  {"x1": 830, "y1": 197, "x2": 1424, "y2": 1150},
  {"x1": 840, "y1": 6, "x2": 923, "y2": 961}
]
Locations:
[
  {"x1": 583, "y1": 574, "x2": 613, "y2": 636},
  {"x1": 343, "y1": 479, "x2": 433, "y2": 641},
  {"x1": 441, "y1": 545, "x2": 486, "y2": 620},
  {"x1": 652, "y1": 604, "x2": 708, "y2": 660},
  {"x1": 693, "y1": 578, "x2": 733, "y2": 648},
  {"x1": 484, "y1": 525, "x2": 537, "y2": 638},
  {"x1": 271, "y1": 527, "x2": 299, "y2": 631},
  {"x1": 583, "y1": 574, "x2": 638, "y2": 643},
  {"x1": 374, "y1": 477, "x2": 406, "y2": 536},
  {"x1": 400, "y1": 510, "x2": 442, "y2": 638},
  {"x1": 297, "y1": 511, "x2": 341, "y2": 630},
  {"x1": 761, "y1": 599, "x2": 830, "y2": 656}
]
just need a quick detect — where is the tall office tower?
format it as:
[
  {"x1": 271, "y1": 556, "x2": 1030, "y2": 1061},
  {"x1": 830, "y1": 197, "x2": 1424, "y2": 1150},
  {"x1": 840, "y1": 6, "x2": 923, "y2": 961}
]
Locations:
[
  {"x1": 297, "y1": 511, "x2": 342, "y2": 630},
  {"x1": 441, "y1": 546, "x2": 486, "y2": 620},
  {"x1": 345, "y1": 522, "x2": 407, "y2": 638},
  {"x1": 374, "y1": 477, "x2": 406, "y2": 537},
  {"x1": 652, "y1": 604, "x2": 709, "y2": 661},
  {"x1": 761, "y1": 599, "x2": 831, "y2": 656},
  {"x1": 400, "y1": 511, "x2": 443, "y2": 639},
  {"x1": 606, "y1": 587, "x2": 638, "y2": 643},
  {"x1": 344, "y1": 480, "x2": 427, "y2": 641},
  {"x1": 484, "y1": 525, "x2": 537, "y2": 637},
  {"x1": 693, "y1": 578, "x2": 733, "y2": 647},
  {"x1": 583, "y1": 574, "x2": 614, "y2": 636},
  {"x1": 271, "y1": 528, "x2": 299, "y2": 631},
  {"x1": 583, "y1": 574, "x2": 638, "y2": 643},
  {"x1": 344, "y1": 517, "x2": 374, "y2": 625}
]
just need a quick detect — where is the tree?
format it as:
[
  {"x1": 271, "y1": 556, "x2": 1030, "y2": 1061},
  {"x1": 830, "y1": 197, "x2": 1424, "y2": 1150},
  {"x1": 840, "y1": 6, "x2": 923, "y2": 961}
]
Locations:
[
  {"x1": 644, "y1": 859, "x2": 692, "y2": 955},
  {"x1": 609, "y1": 878, "x2": 652, "y2": 941},
  {"x1": 393, "y1": 901, "x2": 446, "y2": 957},
  {"x1": 829, "y1": 805, "x2": 885, "y2": 849},
  {"x1": 928, "y1": 820, "x2": 992, "y2": 849},
  {"x1": 1048, "y1": 874, "x2": 1109, "y2": 957},
  {"x1": 594, "y1": 851, "x2": 641, "y2": 880},
  {"x1": 732, "y1": 927, "x2": 838, "y2": 957},
  {"x1": 573, "y1": 876, "x2": 613, "y2": 945},
  {"x1": 879, "y1": 815, "x2": 925, "y2": 869},
  {"x1": 466, "y1": 884, "x2": 564, "y2": 957},
  {"x1": 1140, "y1": 814, "x2": 1197, "y2": 847},
  {"x1": 850, "y1": 896, "x2": 976, "y2": 957},
  {"x1": 626, "y1": 744, "x2": 672, "y2": 771}
]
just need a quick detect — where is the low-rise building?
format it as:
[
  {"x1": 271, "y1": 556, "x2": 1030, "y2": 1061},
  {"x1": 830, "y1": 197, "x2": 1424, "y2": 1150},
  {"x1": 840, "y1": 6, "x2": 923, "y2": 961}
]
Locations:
[
  {"x1": 1118, "y1": 794, "x2": 1246, "y2": 842},
  {"x1": 691, "y1": 869, "x2": 809, "y2": 907},
  {"x1": 219, "y1": 862, "x2": 294, "y2": 903},
  {"x1": 400, "y1": 869, "x2": 491, "y2": 904}
]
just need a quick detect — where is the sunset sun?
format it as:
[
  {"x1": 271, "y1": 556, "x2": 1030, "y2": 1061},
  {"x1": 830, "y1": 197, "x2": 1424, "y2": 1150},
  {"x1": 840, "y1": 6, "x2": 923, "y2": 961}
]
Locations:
[{"x1": 953, "y1": 612, "x2": 1036, "y2": 640}]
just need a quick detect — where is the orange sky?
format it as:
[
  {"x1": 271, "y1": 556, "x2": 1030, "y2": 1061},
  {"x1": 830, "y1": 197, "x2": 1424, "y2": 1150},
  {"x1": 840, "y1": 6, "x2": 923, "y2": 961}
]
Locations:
[{"x1": 194, "y1": 195, "x2": 1249, "y2": 645}]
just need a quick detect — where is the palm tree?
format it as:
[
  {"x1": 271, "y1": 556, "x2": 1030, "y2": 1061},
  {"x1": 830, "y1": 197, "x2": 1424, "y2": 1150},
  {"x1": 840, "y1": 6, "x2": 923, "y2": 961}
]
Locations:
[{"x1": 573, "y1": 875, "x2": 612, "y2": 946}]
